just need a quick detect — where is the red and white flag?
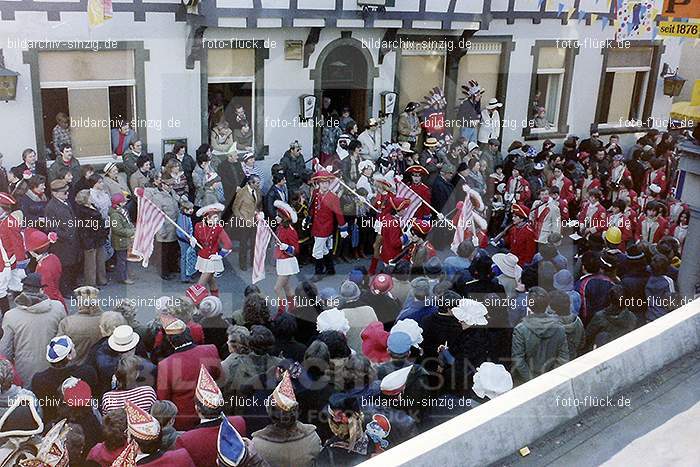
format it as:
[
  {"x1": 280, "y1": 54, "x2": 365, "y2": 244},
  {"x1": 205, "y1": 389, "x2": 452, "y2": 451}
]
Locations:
[
  {"x1": 451, "y1": 186, "x2": 487, "y2": 253},
  {"x1": 252, "y1": 212, "x2": 273, "y2": 284},
  {"x1": 395, "y1": 179, "x2": 423, "y2": 225},
  {"x1": 132, "y1": 189, "x2": 165, "y2": 267}
]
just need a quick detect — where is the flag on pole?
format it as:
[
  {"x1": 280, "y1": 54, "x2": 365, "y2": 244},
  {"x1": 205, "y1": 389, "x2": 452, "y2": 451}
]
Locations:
[
  {"x1": 132, "y1": 191, "x2": 166, "y2": 268},
  {"x1": 395, "y1": 179, "x2": 423, "y2": 226},
  {"x1": 87, "y1": 0, "x2": 113, "y2": 28},
  {"x1": 451, "y1": 193, "x2": 474, "y2": 253},
  {"x1": 252, "y1": 213, "x2": 273, "y2": 284}
]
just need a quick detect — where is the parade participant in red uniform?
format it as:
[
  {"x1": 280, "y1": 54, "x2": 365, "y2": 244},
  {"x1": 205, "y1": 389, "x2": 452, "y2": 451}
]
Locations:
[
  {"x1": 402, "y1": 218, "x2": 437, "y2": 269},
  {"x1": 578, "y1": 189, "x2": 607, "y2": 240},
  {"x1": 550, "y1": 186, "x2": 569, "y2": 222},
  {"x1": 369, "y1": 172, "x2": 397, "y2": 274},
  {"x1": 273, "y1": 200, "x2": 300, "y2": 314},
  {"x1": 636, "y1": 201, "x2": 668, "y2": 245},
  {"x1": 505, "y1": 168, "x2": 531, "y2": 205},
  {"x1": 175, "y1": 366, "x2": 247, "y2": 467},
  {"x1": 124, "y1": 400, "x2": 196, "y2": 466},
  {"x1": 646, "y1": 158, "x2": 667, "y2": 197},
  {"x1": 378, "y1": 197, "x2": 411, "y2": 270},
  {"x1": 608, "y1": 155, "x2": 631, "y2": 203},
  {"x1": 607, "y1": 200, "x2": 634, "y2": 248},
  {"x1": 617, "y1": 178, "x2": 639, "y2": 212},
  {"x1": 549, "y1": 166, "x2": 575, "y2": 205},
  {"x1": 670, "y1": 210, "x2": 689, "y2": 253},
  {"x1": 637, "y1": 183, "x2": 662, "y2": 213},
  {"x1": 506, "y1": 204, "x2": 536, "y2": 266},
  {"x1": 309, "y1": 170, "x2": 348, "y2": 281},
  {"x1": 405, "y1": 165, "x2": 431, "y2": 220},
  {"x1": 25, "y1": 229, "x2": 65, "y2": 309},
  {"x1": 194, "y1": 203, "x2": 232, "y2": 297},
  {"x1": 156, "y1": 314, "x2": 222, "y2": 431},
  {"x1": 451, "y1": 200, "x2": 488, "y2": 248},
  {"x1": 0, "y1": 192, "x2": 26, "y2": 312},
  {"x1": 578, "y1": 165, "x2": 601, "y2": 204},
  {"x1": 529, "y1": 187, "x2": 561, "y2": 245}
]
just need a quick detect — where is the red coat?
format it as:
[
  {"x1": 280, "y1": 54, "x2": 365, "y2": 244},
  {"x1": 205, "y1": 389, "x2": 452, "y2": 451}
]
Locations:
[
  {"x1": 175, "y1": 417, "x2": 247, "y2": 467},
  {"x1": 0, "y1": 214, "x2": 25, "y2": 266},
  {"x1": 647, "y1": 168, "x2": 667, "y2": 195},
  {"x1": 506, "y1": 176, "x2": 531, "y2": 204},
  {"x1": 36, "y1": 253, "x2": 64, "y2": 309},
  {"x1": 379, "y1": 214, "x2": 405, "y2": 263},
  {"x1": 194, "y1": 223, "x2": 232, "y2": 259},
  {"x1": 409, "y1": 183, "x2": 431, "y2": 219},
  {"x1": 274, "y1": 225, "x2": 300, "y2": 259},
  {"x1": 578, "y1": 201, "x2": 607, "y2": 235},
  {"x1": 136, "y1": 448, "x2": 195, "y2": 466},
  {"x1": 156, "y1": 344, "x2": 221, "y2": 431},
  {"x1": 550, "y1": 175, "x2": 574, "y2": 204},
  {"x1": 310, "y1": 190, "x2": 346, "y2": 237},
  {"x1": 557, "y1": 198, "x2": 570, "y2": 221},
  {"x1": 153, "y1": 321, "x2": 205, "y2": 353},
  {"x1": 372, "y1": 192, "x2": 397, "y2": 217},
  {"x1": 636, "y1": 216, "x2": 668, "y2": 244},
  {"x1": 87, "y1": 442, "x2": 125, "y2": 467},
  {"x1": 506, "y1": 222, "x2": 536, "y2": 266}
]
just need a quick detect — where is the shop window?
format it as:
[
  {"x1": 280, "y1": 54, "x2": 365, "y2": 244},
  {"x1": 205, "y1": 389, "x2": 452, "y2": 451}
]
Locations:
[
  {"x1": 530, "y1": 47, "x2": 566, "y2": 133},
  {"x1": 398, "y1": 41, "x2": 447, "y2": 113}
]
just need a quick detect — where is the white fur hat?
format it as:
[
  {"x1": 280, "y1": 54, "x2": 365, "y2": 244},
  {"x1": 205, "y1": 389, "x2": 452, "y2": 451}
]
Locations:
[
  {"x1": 452, "y1": 298, "x2": 488, "y2": 326},
  {"x1": 316, "y1": 308, "x2": 350, "y2": 335},
  {"x1": 390, "y1": 319, "x2": 423, "y2": 347},
  {"x1": 472, "y1": 362, "x2": 513, "y2": 399}
]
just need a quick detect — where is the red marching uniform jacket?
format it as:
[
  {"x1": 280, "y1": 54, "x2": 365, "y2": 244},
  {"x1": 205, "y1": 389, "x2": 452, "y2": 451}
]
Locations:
[
  {"x1": 310, "y1": 190, "x2": 346, "y2": 237},
  {"x1": 506, "y1": 222, "x2": 537, "y2": 266},
  {"x1": 506, "y1": 176, "x2": 531, "y2": 204},
  {"x1": 557, "y1": 197, "x2": 570, "y2": 221},
  {"x1": 636, "y1": 215, "x2": 668, "y2": 244},
  {"x1": 372, "y1": 192, "x2": 397, "y2": 217},
  {"x1": 409, "y1": 183, "x2": 432, "y2": 219},
  {"x1": 0, "y1": 214, "x2": 25, "y2": 267},
  {"x1": 156, "y1": 344, "x2": 222, "y2": 431},
  {"x1": 647, "y1": 168, "x2": 667, "y2": 195},
  {"x1": 274, "y1": 225, "x2": 300, "y2": 259},
  {"x1": 194, "y1": 223, "x2": 232, "y2": 259},
  {"x1": 175, "y1": 416, "x2": 247, "y2": 467},
  {"x1": 578, "y1": 201, "x2": 608, "y2": 235},
  {"x1": 378, "y1": 214, "x2": 406, "y2": 263},
  {"x1": 550, "y1": 175, "x2": 575, "y2": 204},
  {"x1": 134, "y1": 448, "x2": 196, "y2": 466}
]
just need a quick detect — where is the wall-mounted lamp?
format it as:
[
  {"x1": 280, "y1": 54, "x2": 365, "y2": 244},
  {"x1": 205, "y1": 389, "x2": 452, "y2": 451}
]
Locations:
[
  {"x1": 299, "y1": 94, "x2": 316, "y2": 122},
  {"x1": 380, "y1": 91, "x2": 398, "y2": 118},
  {"x1": 661, "y1": 63, "x2": 686, "y2": 98},
  {"x1": 0, "y1": 49, "x2": 19, "y2": 102}
]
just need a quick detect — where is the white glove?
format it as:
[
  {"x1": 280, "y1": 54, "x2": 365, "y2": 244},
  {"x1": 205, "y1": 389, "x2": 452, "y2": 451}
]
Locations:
[
  {"x1": 340, "y1": 231, "x2": 349, "y2": 239},
  {"x1": 189, "y1": 237, "x2": 197, "y2": 248},
  {"x1": 279, "y1": 243, "x2": 289, "y2": 251}
]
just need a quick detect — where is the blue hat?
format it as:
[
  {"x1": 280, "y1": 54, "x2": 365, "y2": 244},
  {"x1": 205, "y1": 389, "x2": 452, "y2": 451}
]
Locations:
[
  {"x1": 387, "y1": 331, "x2": 412, "y2": 355},
  {"x1": 46, "y1": 335, "x2": 74, "y2": 364},
  {"x1": 217, "y1": 416, "x2": 246, "y2": 467},
  {"x1": 347, "y1": 269, "x2": 364, "y2": 285},
  {"x1": 553, "y1": 270, "x2": 574, "y2": 292}
]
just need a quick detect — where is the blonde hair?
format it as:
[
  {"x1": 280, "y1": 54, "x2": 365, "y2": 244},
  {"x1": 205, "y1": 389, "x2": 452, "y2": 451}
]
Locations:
[{"x1": 99, "y1": 311, "x2": 127, "y2": 337}]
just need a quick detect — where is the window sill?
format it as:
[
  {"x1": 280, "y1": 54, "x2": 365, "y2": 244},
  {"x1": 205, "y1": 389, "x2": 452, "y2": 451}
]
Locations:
[
  {"x1": 47, "y1": 155, "x2": 121, "y2": 168},
  {"x1": 524, "y1": 131, "x2": 569, "y2": 141},
  {"x1": 596, "y1": 124, "x2": 650, "y2": 136}
]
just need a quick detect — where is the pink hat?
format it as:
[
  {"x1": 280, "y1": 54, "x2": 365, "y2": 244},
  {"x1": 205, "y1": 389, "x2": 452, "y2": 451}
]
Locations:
[
  {"x1": 111, "y1": 193, "x2": 126, "y2": 207},
  {"x1": 360, "y1": 322, "x2": 390, "y2": 364},
  {"x1": 186, "y1": 284, "x2": 209, "y2": 306},
  {"x1": 370, "y1": 274, "x2": 393, "y2": 295}
]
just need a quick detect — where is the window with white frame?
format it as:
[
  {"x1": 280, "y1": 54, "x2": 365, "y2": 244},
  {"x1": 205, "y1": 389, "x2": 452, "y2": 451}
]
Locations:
[
  {"x1": 398, "y1": 41, "x2": 447, "y2": 113},
  {"x1": 39, "y1": 50, "x2": 137, "y2": 158},
  {"x1": 207, "y1": 48, "x2": 255, "y2": 153},
  {"x1": 596, "y1": 47, "x2": 653, "y2": 126},
  {"x1": 530, "y1": 47, "x2": 567, "y2": 133}
]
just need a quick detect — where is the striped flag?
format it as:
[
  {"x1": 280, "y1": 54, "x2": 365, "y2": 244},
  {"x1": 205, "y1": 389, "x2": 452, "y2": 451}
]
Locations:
[
  {"x1": 450, "y1": 186, "x2": 487, "y2": 253},
  {"x1": 252, "y1": 213, "x2": 273, "y2": 284},
  {"x1": 132, "y1": 191, "x2": 165, "y2": 268},
  {"x1": 395, "y1": 179, "x2": 423, "y2": 226}
]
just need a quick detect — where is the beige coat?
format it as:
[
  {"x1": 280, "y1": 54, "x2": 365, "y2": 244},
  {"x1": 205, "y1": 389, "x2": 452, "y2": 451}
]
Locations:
[
  {"x1": 0, "y1": 298, "x2": 66, "y2": 386},
  {"x1": 252, "y1": 422, "x2": 321, "y2": 467},
  {"x1": 232, "y1": 186, "x2": 262, "y2": 223},
  {"x1": 57, "y1": 312, "x2": 103, "y2": 365}
]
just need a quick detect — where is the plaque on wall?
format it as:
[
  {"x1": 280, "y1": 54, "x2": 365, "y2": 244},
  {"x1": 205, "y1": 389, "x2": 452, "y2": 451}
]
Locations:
[{"x1": 285, "y1": 40, "x2": 303, "y2": 60}]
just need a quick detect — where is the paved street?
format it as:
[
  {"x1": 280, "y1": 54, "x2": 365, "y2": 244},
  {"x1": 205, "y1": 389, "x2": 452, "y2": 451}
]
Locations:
[{"x1": 494, "y1": 351, "x2": 700, "y2": 467}]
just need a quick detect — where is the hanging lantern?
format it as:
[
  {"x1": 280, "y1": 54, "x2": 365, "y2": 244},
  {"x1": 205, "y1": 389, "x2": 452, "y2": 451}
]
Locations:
[{"x1": 0, "y1": 50, "x2": 19, "y2": 102}]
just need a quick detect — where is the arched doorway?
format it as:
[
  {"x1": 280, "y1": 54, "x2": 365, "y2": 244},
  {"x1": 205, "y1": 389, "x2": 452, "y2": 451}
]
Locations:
[
  {"x1": 311, "y1": 37, "x2": 378, "y2": 154},
  {"x1": 321, "y1": 45, "x2": 369, "y2": 126}
]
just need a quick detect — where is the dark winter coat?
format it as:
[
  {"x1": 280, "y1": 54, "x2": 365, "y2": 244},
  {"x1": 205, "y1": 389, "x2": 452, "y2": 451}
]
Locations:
[
  {"x1": 45, "y1": 197, "x2": 80, "y2": 267},
  {"x1": 511, "y1": 313, "x2": 569, "y2": 385},
  {"x1": 280, "y1": 150, "x2": 310, "y2": 192},
  {"x1": 585, "y1": 306, "x2": 637, "y2": 351},
  {"x1": 75, "y1": 204, "x2": 109, "y2": 250}
]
